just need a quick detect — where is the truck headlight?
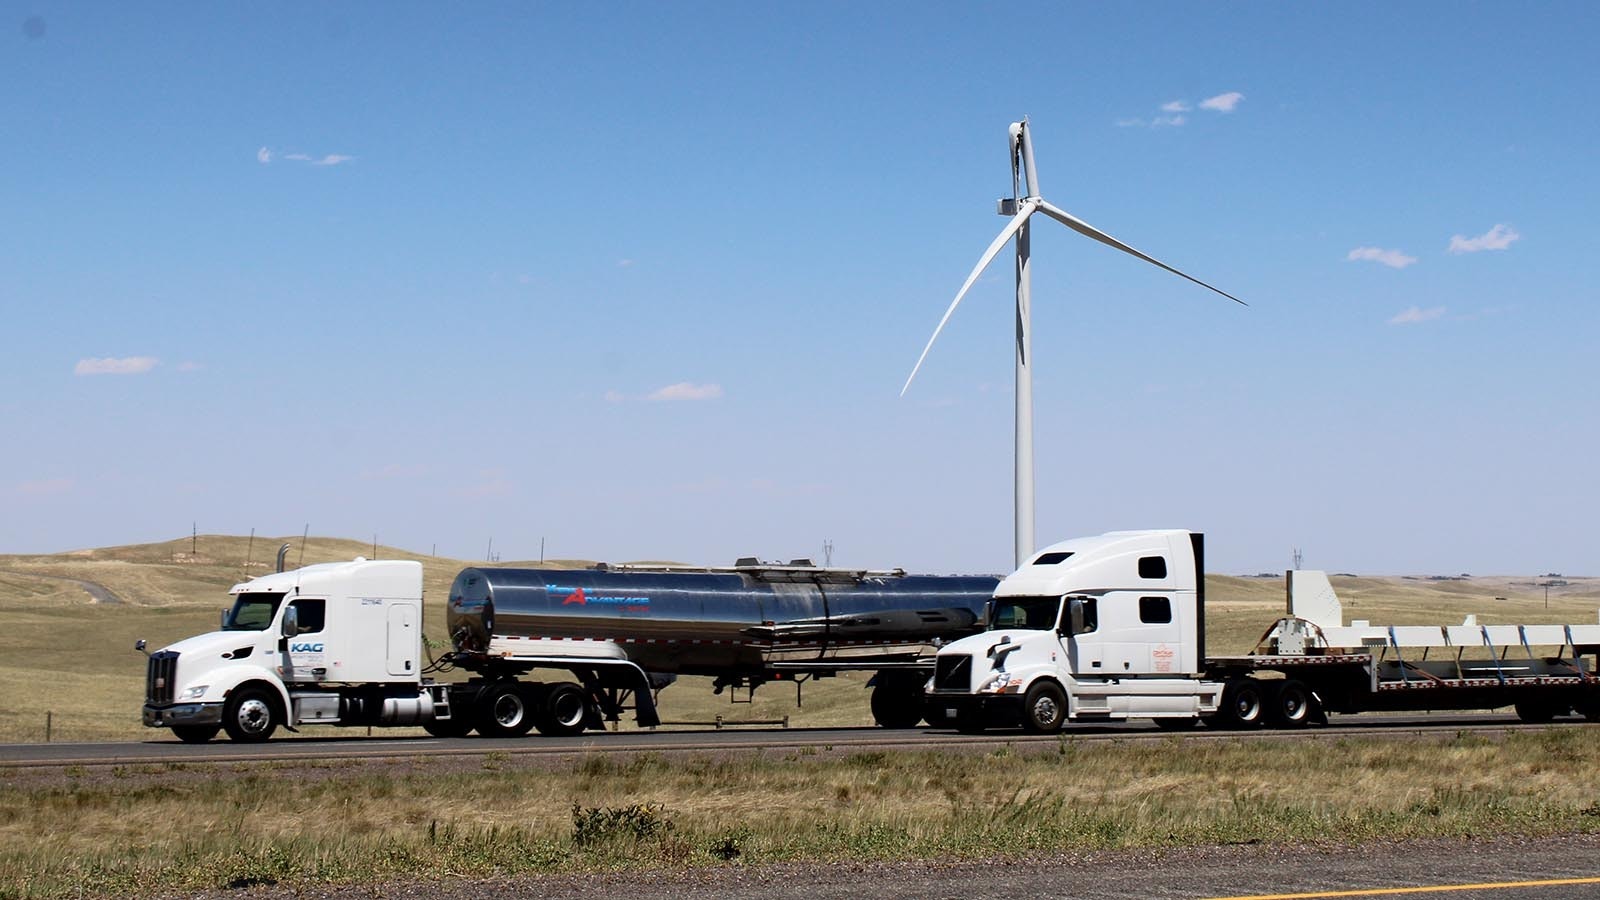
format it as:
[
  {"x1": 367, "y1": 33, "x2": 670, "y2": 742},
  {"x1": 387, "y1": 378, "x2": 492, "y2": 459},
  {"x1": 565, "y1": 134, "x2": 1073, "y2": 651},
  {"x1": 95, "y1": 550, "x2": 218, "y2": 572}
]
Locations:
[{"x1": 179, "y1": 685, "x2": 209, "y2": 700}]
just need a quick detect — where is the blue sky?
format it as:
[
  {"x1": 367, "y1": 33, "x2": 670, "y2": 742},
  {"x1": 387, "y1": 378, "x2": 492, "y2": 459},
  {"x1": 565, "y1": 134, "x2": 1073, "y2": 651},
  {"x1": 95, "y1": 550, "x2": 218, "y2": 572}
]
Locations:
[{"x1": 4, "y1": 3, "x2": 1597, "y2": 576}]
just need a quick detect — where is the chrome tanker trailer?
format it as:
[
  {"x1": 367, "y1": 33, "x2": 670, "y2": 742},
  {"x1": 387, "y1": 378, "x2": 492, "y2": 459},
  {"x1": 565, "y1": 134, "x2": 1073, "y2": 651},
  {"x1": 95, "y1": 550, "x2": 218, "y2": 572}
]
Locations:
[
  {"x1": 442, "y1": 562, "x2": 999, "y2": 732},
  {"x1": 139, "y1": 554, "x2": 997, "y2": 743}
]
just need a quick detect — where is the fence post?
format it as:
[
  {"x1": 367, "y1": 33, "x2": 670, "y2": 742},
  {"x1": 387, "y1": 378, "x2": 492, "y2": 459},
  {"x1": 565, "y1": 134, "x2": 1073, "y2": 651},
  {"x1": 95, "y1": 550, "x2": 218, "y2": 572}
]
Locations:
[{"x1": 45, "y1": 711, "x2": 52, "y2": 743}]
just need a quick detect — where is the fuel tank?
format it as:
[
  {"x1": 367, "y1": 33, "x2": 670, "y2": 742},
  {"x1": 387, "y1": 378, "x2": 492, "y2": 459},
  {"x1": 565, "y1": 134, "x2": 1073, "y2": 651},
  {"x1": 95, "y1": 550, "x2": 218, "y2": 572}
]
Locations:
[{"x1": 447, "y1": 564, "x2": 998, "y2": 674}]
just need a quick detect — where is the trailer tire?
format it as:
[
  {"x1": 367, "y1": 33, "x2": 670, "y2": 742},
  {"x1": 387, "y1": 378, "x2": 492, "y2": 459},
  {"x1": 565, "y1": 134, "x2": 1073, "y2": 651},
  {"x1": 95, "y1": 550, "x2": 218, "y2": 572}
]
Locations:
[
  {"x1": 1021, "y1": 681, "x2": 1067, "y2": 734},
  {"x1": 476, "y1": 682, "x2": 536, "y2": 738},
  {"x1": 1219, "y1": 678, "x2": 1266, "y2": 729},
  {"x1": 536, "y1": 682, "x2": 590, "y2": 737},
  {"x1": 172, "y1": 725, "x2": 219, "y2": 744},
  {"x1": 1271, "y1": 680, "x2": 1315, "y2": 729},
  {"x1": 1513, "y1": 700, "x2": 1560, "y2": 724},
  {"x1": 222, "y1": 686, "x2": 280, "y2": 743},
  {"x1": 870, "y1": 682, "x2": 925, "y2": 729}
]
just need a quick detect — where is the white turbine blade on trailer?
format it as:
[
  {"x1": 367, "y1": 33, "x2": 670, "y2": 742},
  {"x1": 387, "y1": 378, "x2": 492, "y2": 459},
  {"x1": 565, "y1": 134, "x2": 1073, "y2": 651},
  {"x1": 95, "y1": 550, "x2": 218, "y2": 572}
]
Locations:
[
  {"x1": 900, "y1": 199, "x2": 1039, "y2": 396},
  {"x1": 1034, "y1": 199, "x2": 1247, "y2": 307}
]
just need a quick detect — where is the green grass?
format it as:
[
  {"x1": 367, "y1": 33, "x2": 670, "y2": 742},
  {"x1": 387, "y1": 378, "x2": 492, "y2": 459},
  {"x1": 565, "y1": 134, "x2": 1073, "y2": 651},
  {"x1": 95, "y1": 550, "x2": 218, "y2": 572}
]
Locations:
[{"x1": 1, "y1": 729, "x2": 1596, "y2": 898}]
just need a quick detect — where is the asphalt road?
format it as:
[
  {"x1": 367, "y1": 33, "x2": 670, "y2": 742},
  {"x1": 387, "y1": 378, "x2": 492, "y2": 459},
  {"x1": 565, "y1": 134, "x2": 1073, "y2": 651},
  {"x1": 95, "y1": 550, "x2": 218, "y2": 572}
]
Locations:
[{"x1": 2, "y1": 713, "x2": 1585, "y2": 769}]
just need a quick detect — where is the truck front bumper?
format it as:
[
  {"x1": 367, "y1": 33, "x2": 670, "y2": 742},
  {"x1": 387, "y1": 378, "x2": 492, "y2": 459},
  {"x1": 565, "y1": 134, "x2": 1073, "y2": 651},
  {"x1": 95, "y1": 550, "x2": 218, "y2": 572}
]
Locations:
[
  {"x1": 927, "y1": 692, "x2": 1025, "y2": 728},
  {"x1": 143, "y1": 702, "x2": 223, "y2": 728}
]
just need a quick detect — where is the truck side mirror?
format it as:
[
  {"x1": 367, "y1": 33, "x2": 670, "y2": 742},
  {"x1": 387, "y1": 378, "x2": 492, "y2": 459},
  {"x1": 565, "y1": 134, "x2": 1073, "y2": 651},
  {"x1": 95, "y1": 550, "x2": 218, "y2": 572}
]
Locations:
[
  {"x1": 135, "y1": 639, "x2": 148, "y2": 656},
  {"x1": 220, "y1": 608, "x2": 229, "y2": 630},
  {"x1": 1065, "y1": 597, "x2": 1086, "y2": 636},
  {"x1": 281, "y1": 605, "x2": 299, "y2": 638}
]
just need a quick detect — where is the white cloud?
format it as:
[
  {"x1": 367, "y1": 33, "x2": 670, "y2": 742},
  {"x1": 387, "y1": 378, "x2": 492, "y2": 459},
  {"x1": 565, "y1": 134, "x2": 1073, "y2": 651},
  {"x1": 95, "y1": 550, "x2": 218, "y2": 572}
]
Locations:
[
  {"x1": 603, "y1": 390, "x2": 626, "y2": 404},
  {"x1": 1448, "y1": 224, "x2": 1520, "y2": 254},
  {"x1": 275, "y1": 151, "x2": 354, "y2": 167},
  {"x1": 1200, "y1": 91, "x2": 1245, "y2": 112},
  {"x1": 617, "y1": 259, "x2": 636, "y2": 268},
  {"x1": 1346, "y1": 246, "x2": 1418, "y2": 269},
  {"x1": 176, "y1": 361, "x2": 204, "y2": 373},
  {"x1": 17, "y1": 477, "x2": 73, "y2": 497},
  {"x1": 1153, "y1": 115, "x2": 1187, "y2": 128},
  {"x1": 647, "y1": 382, "x2": 723, "y2": 402},
  {"x1": 1389, "y1": 306, "x2": 1446, "y2": 325},
  {"x1": 1161, "y1": 100, "x2": 1191, "y2": 113},
  {"x1": 1115, "y1": 118, "x2": 1146, "y2": 128},
  {"x1": 74, "y1": 356, "x2": 159, "y2": 376},
  {"x1": 256, "y1": 147, "x2": 273, "y2": 165}
]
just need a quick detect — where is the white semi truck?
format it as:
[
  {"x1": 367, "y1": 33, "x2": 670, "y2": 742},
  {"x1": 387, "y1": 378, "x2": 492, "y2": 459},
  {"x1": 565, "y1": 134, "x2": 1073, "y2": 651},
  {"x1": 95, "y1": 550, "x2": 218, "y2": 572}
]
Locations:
[
  {"x1": 927, "y1": 529, "x2": 1600, "y2": 732},
  {"x1": 138, "y1": 550, "x2": 997, "y2": 743}
]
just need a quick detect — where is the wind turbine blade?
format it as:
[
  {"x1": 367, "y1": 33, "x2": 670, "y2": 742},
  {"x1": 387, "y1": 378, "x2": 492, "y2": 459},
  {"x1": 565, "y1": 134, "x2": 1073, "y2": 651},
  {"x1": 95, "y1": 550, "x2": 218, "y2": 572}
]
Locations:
[
  {"x1": 900, "y1": 200, "x2": 1039, "y2": 396},
  {"x1": 1034, "y1": 199, "x2": 1247, "y2": 306}
]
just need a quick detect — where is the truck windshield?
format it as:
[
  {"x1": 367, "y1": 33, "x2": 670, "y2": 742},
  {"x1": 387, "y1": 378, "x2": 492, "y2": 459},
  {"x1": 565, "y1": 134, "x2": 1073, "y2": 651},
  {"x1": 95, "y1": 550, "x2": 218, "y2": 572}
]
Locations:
[
  {"x1": 223, "y1": 592, "x2": 287, "y2": 631},
  {"x1": 989, "y1": 596, "x2": 1062, "y2": 631}
]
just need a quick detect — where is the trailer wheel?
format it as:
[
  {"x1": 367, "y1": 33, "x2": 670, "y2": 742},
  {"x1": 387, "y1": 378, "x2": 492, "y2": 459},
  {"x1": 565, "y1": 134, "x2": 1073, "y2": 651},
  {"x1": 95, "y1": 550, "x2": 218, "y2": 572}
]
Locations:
[
  {"x1": 476, "y1": 682, "x2": 536, "y2": 738},
  {"x1": 1271, "y1": 680, "x2": 1316, "y2": 729},
  {"x1": 1219, "y1": 678, "x2": 1266, "y2": 729},
  {"x1": 171, "y1": 725, "x2": 219, "y2": 744},
  {"x1": 1021, "y1": 681, "x2": 1067, "y2": 734},
  {"x1": 536, "y1": 682, "x2": 590, "y2": 737},
  {"x1": 222, "y1": 686, "x2": 279, "y2": 743},
  {"x1": 1513, "y1": 700, "x2": 1560, "y2": 724},
  {"x1": 870, "y1": 682, "x2": 925, "y2": 729}
]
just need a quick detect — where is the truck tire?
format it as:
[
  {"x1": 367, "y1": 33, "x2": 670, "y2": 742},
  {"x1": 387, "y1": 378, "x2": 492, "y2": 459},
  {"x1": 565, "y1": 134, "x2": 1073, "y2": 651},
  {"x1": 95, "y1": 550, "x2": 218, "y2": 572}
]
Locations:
[
  {"x1": 1021, "y1": 681, "x2": 1067, "y2": 734},
  {"x1": 222, "y1": 686, "x2": 280, "y2": 743},
  {"x1": 922, "y1": 702, "x2": 953, "y2": 729},
  {"x1": 535, "y1": 682, "x2": 590, "y2": 737},
  {"x1": 870, "y1": 682, "x2": 925, "y2": 729},
  {"x1": 1513, "y1": 700, "x2": 1560, "y2": 724},
  {"x1": 1218, "y1": 678, "x2": 1266, "y2": 729},
  {"x1": 1576, "y1": 698, "x2": 1600, "y2": 723},
  {"x1": 171, "y1": 725, "x2": 219, "y2": 744},
  {"x1": 476, "y1": 682, "x2": 536, "y2": 738},
  {"x1": 1270, "y1": 680, "x2": 1316, "y2": 729}
]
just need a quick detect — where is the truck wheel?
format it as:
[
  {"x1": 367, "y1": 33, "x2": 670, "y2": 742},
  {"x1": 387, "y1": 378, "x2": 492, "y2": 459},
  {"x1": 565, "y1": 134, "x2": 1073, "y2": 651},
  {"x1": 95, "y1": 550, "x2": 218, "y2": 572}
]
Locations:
[
  {"x1": 1513, "y1": 700, "x2": 1560, "y2": 724},
  {"x1": 1219, "y1": 678, "x2": 1266, "y2": 729},
  {"x1": 1576, "y1": 698, "x2": 1600, "y2": 723},
  {"x1": 1021, "y1": 681, "x2": 1067, "y2": 734},
  {"x1": 922, "y1": 702, "x2": 953, "y2": 729},
  {"x1": 171, "y1": 725, "x2": 219, "y2": 744},
  {"x1": 222, "y1": 687, "x2": 279, "y2": 743},
  {"x1": 870, "y1": 682, "x2": 925, "y2": 729},
  {"x1": 476, "y1": 682, "x2": 536, "y2": 738},
  {"x1": 1271, "y1": 680, "x2": 1316, "y2": 729},
  {"x1": 536, "y1": 682, "x2": 590, "y2": 737}
]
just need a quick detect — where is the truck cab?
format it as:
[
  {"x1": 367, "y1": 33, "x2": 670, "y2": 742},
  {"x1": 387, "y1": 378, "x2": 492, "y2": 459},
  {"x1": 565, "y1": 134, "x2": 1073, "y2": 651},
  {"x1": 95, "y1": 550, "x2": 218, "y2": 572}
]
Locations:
[
  {"x1": 926, "y1": 530, "x2": 1221, "y2": 732},
  {"x1": 141, "y1": 558, "x2": 433, "y2": 743}
]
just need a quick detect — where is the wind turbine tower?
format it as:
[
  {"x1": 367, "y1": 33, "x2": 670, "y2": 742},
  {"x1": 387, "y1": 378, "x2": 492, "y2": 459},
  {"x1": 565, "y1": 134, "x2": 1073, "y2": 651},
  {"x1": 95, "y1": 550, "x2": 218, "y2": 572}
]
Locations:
[{"x1": 903, "y1": 119, "x2": 1246, "y2": 570}]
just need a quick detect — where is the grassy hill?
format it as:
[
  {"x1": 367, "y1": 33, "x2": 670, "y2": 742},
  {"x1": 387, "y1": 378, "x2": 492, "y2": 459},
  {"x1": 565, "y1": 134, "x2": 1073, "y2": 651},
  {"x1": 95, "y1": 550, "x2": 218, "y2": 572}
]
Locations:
[{"x1": 1, "y1": 535, "x2": 1596, "y2": 743}]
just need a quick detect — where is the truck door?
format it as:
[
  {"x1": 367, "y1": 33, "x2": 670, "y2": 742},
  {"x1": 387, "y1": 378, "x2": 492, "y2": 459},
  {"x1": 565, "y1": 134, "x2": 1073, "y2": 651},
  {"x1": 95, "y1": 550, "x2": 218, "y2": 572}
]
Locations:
[{"x1": 386, "y1": 603, "x2": 416, "y2": 677}]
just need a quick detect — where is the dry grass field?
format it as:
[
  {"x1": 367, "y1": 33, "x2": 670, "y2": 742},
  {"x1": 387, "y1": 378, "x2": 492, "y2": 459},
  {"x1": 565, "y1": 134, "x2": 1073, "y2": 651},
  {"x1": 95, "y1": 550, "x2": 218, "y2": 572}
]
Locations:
[{"x1": 0, "y1": 535, "x2": 1597, "y2": 743}]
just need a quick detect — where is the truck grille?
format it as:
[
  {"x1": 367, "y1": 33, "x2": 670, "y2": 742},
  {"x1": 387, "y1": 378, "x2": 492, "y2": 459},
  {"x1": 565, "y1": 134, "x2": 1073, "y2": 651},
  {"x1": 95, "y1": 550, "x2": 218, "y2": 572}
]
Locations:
[
  {"x1": 146, "y1": 651, "x2": 178, "y2": 705},
  {"x1": 934, "y1": 654, "x2": 972, "y2": 691}
]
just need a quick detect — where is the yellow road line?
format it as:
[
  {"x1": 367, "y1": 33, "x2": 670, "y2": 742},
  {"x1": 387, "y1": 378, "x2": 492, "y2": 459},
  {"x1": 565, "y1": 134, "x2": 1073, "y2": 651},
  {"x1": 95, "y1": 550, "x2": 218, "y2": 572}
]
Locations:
[{"x1": 1203, "y1": 875, "x2": 1600, "y2": 900}]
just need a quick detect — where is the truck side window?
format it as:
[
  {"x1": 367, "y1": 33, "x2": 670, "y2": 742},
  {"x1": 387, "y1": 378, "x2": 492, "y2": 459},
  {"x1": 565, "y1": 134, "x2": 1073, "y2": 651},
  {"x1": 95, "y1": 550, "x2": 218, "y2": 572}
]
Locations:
[
  {"x1": 291, "y1": 599, "x2": 326, "y2": 634},
  {"x1": 1138, "y1": 556, "x2": 1167, "y2": 579},
  {"x1": 1139, "y1": 596, "x2": 1172, "y2": 624}
]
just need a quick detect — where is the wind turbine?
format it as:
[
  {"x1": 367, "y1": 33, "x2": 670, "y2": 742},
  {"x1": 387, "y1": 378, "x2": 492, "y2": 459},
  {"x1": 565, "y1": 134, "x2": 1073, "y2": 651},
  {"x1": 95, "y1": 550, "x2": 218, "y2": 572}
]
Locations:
[{"x1": 901, "y1": 119, "x2": 1246, "y2": 570}]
